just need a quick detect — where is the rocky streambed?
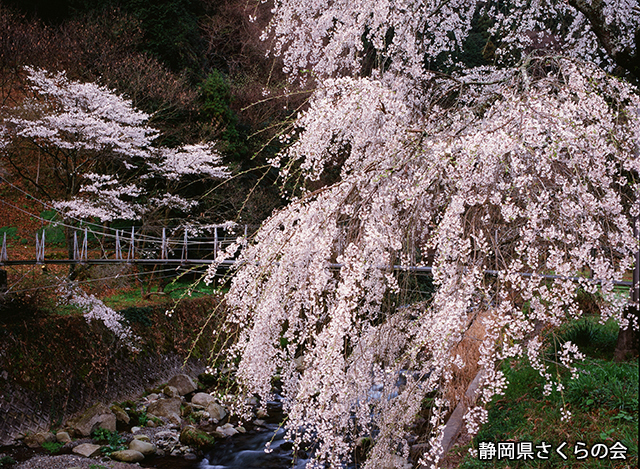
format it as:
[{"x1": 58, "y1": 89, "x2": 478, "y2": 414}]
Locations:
[{"x1": 1, "y1": 372, "x2": 300, "y2": 469}]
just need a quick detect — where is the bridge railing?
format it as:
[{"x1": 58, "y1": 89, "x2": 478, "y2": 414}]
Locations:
[
  {"x1": 0, "y1": 224, "x2": 247, "y2": 266},
  {"x1": 0, "y1": 225, "x2": 636, "y2": 292}
]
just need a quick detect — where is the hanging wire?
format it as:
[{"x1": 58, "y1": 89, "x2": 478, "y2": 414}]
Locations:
[{"x1": 4, "y1": 266, "x2": 183, "y2": 295}]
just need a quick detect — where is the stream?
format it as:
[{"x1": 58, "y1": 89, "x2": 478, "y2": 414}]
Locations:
[
  {"x1": 199, "y1": 422, "x2": 309, "y2": 469},
  {"x1": 199, "y1": 397, "x2": 309, "y2": 469}
]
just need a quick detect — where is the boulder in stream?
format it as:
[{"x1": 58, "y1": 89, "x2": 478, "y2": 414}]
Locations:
[
  {"x1": 215, "y1": 423, "x2": 238, "y2": 437},
  {"x1": 191, "y1": 392, "x2": 214, "y2": 407},
  {"x1": 147, "y1": 397, "x2": 182, "y2": 425},
  {"x1": 179, "y1": 425, "x2": 215, "y2": 448},
  {"x1": 110, "y1": 404, "x2": 130, "y2": 425},
  {"x1": 111, "y1": 449, "x2": 145, "y2": 462},
  {"x1": 167, "y1": 374, "x2": 197, "y2": 395},
  {"x1": 72, "y1": 443, "x2": 103, "y2": 458},
  {"x1": 23, "y1": 431, "x2": 56, "y2": 448},
  {"x1": 206, "y1": 402, "x2": 226, "y2": 422},
  {"x1": 129, "y1": 438, "x2": 156, "y2": 455}
]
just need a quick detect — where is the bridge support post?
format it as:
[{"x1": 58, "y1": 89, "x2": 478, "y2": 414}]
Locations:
[{"x1": 1, "y1": 232, "x2": 7, "y2": 262}]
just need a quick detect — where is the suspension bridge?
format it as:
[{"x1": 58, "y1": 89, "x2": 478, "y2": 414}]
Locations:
[
  {"x1": 0, "y1": 226, "x2": 244, "y2": 267},
  {"x1": 0, "y1": 173, "x2": 637, "y2": 297},
  {"x1": 0, "y1": 226, "x2": 635, "y2": 287}
]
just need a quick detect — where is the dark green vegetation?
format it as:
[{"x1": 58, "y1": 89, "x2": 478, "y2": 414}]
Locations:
[
  {"x1": 91, "y1": 428, "x2": 127, "y2": 456},
  {"x1": 40, "y1": 440, "x2": 64, "y2": 454},
  {"x1": 456, "y1": 316, "x2": 638, "y2": 469},
  {"x1": 0, "y1": 456, "x2": 16, "y2": 468}
]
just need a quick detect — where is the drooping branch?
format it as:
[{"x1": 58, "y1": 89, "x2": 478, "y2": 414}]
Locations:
[{"x1": 568, "y1": 0, "x2": 639, "y2": 78}]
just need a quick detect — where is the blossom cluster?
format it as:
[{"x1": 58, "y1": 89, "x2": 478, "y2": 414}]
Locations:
[
  {"x1": 57, "y1": 281, "x2": 137, "y2": 348},
  {"x1": 262, "y1": 0, "x2": 639, "y2": 80}
]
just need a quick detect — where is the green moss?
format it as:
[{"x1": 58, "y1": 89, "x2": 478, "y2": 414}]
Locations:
[{"x1": 179, "y1": 426, "x2": 215, "y2": 448}]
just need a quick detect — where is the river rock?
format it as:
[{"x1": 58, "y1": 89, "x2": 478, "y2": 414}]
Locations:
[
  {"x1": 129, "y1": 438, "x2": 156, "y2": 455},
  {"x1": 216, "y1": 423, "x2": 238, "y2": 437},
  {"x1": 147, "y1": 397, "x2": 182, "y2": 425},
  {"x1": 179, "y1": 425, "x2": 215, "y2": 448},
  {"x1": 72, "y1": 443, "x2": 103, "y2": 458},
  {"x1": 190, "y1": 410, "x2": 209, "y2": 422},
  {"x1": 167, "y1": 374, "x2": 197, "y2": 395},
  {"x1": 181, "y1": 403, "x2": 195, "y2": 417},
  {"x1": 245, "y1": 395, "x2": 258, "y2": 406},
  {"x1": 24, "y1": 431, "x2": 56, "y2": 448},
  {"x1": 206, "y1": 402, "x2": 226, "y2": 422},
  {"x1": 68, "y1": 402, "x2": 116, "y2": 437},
  {"x1": 111, "y1": 449, "x2": 145, "y2": 462},
  {"x1": 155, "y1": 430, "x2": 179, "y2": 452},
  {"x1": 110, "y1": 404, "x2": 130, "y2": 425},
  {"x1": 163, "y1": 385, "x2": 180, "y2": 398},
  {"x1": 191, "y1": 392, "x2": 215, "y2": 407},
  {"x1": 56, "y1": 431, "x2": 71, "y2": 444},
  {"x1": 133, "y1": 434, "x2": 150, "y2": 442}
]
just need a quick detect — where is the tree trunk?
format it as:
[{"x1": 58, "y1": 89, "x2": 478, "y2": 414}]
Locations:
[
  {"x1": 614, "y1": 306, "x2": 638, "y2": 361},
  {"x1": 614, "y1": 214, "x2": 639, "y2": 361}
]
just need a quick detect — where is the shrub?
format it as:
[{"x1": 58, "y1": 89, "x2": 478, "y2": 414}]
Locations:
[
  {"x1": 41, "y1": 441, "x2": 64, "y2": 454},
  {"x1": 119, "y1": 306, "x2": 153, "y2": 327},
  {"x1": 91, "y1": 428, "x2": 126, "y2": 456},
  {"x1": 0, "y1": 456, "x2": 16, "y2": 468}
]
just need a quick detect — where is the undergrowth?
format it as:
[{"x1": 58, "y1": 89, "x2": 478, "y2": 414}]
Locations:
[{"x1": 456, "y1": 316, "x2": 638, "y2": 468}]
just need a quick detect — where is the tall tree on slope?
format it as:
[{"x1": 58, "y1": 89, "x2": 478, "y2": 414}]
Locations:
[{"x1": 0, "y1": 67, "x2": 229, "y2": 254}]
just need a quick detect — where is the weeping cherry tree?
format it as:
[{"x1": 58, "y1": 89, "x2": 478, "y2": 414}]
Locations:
[{"x1": 212, "y1": 1, "x2": 639, "y2": 467}]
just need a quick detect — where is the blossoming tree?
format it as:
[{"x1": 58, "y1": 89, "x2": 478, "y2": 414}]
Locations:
[
  {"x1": 216, "y1": 1, "x2": 639, "y2": 467},
  {"x1": 0, "y1": 66, "x2": 229, "y2": 227}
]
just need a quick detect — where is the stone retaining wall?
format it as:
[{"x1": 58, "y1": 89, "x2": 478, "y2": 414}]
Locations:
[{"x1": 0, "y1": 354, "x2": 204, "y2": 446}]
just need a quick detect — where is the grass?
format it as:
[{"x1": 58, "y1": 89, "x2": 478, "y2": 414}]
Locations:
[
  {"x1": 101, "y1": 279, "x2": 221, "y2": 310},
  {"x1": 455, "y1": 316, "x2": 638, "y2": 469}
]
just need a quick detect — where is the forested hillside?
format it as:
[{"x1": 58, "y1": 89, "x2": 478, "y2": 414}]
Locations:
[{"x1": 0, "y1": 0, "x2": 307, "y2": 229}]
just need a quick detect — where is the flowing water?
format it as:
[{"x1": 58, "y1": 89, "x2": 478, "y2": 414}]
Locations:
[
  {"x1": 199, "y1": 398, "x2": 309, "y2": 469},
  {"x1": 198, "y1": 422, "x2": 309, "y2": 469}
]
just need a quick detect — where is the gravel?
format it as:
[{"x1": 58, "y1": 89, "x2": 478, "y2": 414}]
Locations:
[{"x1": 15, "y1": 454, "x2": 145, "y2": 469}]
